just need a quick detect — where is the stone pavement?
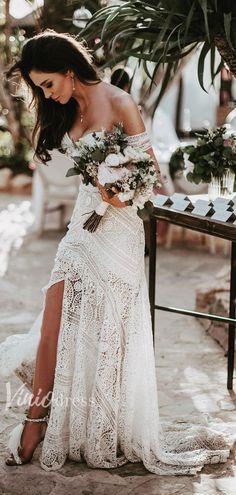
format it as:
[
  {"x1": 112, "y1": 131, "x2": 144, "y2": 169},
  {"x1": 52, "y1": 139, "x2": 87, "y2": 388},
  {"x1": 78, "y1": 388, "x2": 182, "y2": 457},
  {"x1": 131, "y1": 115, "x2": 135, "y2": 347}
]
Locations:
[{"x1": 0, "y1": 194, "x2": 235, "y2": 495}]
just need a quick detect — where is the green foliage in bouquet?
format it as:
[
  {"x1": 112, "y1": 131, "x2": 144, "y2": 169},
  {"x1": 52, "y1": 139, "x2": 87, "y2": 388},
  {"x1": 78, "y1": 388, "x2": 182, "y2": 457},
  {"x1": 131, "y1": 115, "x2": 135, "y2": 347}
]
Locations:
[{"x1": 169, "y1": 126, "x2": 236, "y2": 184}]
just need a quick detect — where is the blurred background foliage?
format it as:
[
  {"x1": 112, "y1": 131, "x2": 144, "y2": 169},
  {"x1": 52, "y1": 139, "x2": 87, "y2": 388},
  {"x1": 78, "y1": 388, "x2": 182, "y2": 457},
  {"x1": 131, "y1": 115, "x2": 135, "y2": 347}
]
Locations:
[
  {"x1": 0, "y1": 0, "x2": 102, "y2": 176},
  {"x1": 1, "y1": 0, "x2": 236, "y2": 176}
]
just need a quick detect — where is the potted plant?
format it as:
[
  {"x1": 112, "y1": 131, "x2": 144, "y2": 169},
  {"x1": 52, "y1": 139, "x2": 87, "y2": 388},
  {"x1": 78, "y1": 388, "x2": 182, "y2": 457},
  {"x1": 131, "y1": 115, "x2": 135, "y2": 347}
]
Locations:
[{"x1": 169, "y1": 126, "x2": 236, "y2": 199}]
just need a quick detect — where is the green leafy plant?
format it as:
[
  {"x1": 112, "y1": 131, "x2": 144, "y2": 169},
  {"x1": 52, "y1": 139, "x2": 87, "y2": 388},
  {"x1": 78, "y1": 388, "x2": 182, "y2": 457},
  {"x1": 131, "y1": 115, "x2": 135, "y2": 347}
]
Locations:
[
  {"x1": 0, "y1": 130, "x2": 33, "y2": 176},
  {"x1": 81, "y1": 1, "x2": 236, "y2": 103},
  {"x1": 169, "y1": 126, "x2": 236, "y2": 183}
]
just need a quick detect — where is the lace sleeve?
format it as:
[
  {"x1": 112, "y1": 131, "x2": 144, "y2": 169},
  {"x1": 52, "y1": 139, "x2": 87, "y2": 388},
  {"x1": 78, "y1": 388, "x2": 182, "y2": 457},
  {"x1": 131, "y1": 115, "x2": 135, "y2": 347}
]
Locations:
[
  {"x1": 127, "y1": 131, "x2": 152, "y2": 152},
  {"x1": 127, "y1": 131, "x2": 162, "y2": 187}
]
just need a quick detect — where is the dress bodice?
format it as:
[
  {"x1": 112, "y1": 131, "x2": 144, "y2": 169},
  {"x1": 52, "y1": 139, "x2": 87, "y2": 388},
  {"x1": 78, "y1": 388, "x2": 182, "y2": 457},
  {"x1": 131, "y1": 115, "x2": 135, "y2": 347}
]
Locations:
[{"x1": 61, "y1": 129, "x2": 152, "y2": 154}]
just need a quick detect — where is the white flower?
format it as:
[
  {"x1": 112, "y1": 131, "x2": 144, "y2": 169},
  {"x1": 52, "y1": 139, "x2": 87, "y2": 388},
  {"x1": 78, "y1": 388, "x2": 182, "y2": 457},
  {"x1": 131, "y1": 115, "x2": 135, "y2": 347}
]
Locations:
[
  {"x1": 123, "y1": 146, "x2": 149, "y2": 162},
  {"x1": 117, "y1": 152, "x2": 129, "y2": 165},
  {"x1": 123, "y1": 146, "x2": 141, "y2": 161},
  {"x1": 132, "y1": 197, "x2": 146, "y2": 209},
  {"x1": 123, "y1": 183, "x2": 131, "y2": 192},
  {"x1": 113, "y1": 145, "x2": 121, "y2": 153},
  {"x1": 105, "y1": 153, "x2": 120, "y2": 167},
  {"x1": 118, "y1": 190, "x2": 135, "y2": 202},
  {"x1": 98, "y1": 163, "x2": 128, "y2": 185}
]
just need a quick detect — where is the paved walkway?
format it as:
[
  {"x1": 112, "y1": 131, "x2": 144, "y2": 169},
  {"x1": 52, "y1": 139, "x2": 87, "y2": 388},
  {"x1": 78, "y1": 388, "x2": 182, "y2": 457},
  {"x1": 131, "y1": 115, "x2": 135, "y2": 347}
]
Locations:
[{"x1": 0, "y1": 195, "x2": 235, "y2": 495}]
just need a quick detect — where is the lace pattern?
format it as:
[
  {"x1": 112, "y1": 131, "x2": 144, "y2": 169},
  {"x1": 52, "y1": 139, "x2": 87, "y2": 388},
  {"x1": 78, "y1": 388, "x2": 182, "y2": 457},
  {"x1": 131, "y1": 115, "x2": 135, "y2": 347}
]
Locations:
[
  {"x1": 0, "y1": 130, "x2": 235, "y2": 474},
  {"x1": 127, "y1": 131, "x2": 152, "y2": 151},
  {"x1": 42, "y1": 248, "x2": 236, "y2": 474}
]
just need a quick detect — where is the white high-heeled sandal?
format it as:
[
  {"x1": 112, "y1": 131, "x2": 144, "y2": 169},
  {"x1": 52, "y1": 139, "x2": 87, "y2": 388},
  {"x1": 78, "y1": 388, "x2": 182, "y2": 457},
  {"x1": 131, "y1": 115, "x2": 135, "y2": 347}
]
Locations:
[{"x1": 6, "y1": 413, "x2": 49, "y2": 465}]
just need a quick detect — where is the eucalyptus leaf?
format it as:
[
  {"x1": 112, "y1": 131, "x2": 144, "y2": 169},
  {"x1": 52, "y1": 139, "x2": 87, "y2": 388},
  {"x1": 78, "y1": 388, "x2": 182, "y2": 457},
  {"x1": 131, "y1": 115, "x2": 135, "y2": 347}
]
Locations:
[{"x1": 66, "y1": 168, "x2": 80, "y2": 177}]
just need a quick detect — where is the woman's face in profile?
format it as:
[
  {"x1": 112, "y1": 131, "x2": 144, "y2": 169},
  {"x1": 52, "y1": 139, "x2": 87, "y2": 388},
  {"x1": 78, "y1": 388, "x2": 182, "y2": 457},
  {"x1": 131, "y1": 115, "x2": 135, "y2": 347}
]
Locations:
[{"x1": 29, "y1": 70, "x2": 73, "y2": 104}]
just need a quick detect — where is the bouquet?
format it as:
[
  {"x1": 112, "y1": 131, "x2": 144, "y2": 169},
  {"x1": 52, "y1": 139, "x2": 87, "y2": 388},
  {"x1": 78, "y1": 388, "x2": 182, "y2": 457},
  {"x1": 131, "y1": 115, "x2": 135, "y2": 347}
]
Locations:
[
  {"x1": 169, "y1": 126, "x2": 236, "y2": 184},
  {"x1": 66, "y1": 124, "x2": 161, "y2": 232}
]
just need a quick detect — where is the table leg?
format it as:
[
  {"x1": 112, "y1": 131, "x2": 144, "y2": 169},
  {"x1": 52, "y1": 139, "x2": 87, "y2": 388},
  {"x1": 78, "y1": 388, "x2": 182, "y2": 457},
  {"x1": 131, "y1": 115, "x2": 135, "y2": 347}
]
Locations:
[
  {"x1": 227, "y1": 241, "x2": 236, "y2": 389},
  {"x1": 149, "y1": 217, "x2": 157, "y2": 342}
]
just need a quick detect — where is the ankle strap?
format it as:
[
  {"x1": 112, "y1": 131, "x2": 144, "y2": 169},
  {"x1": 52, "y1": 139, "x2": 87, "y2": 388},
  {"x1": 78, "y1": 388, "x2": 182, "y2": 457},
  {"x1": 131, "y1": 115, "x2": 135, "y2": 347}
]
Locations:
[{"x1": 24, "y1": 413, "x2": 49, "y2": 424}]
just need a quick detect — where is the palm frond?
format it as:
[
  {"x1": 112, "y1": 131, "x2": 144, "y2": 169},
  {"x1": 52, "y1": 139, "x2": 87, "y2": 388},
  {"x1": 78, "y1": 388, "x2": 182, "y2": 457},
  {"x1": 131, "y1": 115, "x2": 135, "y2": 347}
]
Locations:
[
  {"x1": 198, "y1": 41, "x2": 211, "y2": 91},
  {"x1": 81, "y1": 0, "x2": 236, "y2": 92},
  {"x1": 223, "y1": 12, "x2": 235, "y2": 51}
]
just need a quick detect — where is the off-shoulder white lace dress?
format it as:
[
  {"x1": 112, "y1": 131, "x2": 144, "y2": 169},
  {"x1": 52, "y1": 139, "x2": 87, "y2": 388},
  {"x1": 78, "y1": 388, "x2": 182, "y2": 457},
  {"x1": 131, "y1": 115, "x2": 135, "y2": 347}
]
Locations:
[{"x1": 0, "y1": 130, "x2": 235, "y2": 474}]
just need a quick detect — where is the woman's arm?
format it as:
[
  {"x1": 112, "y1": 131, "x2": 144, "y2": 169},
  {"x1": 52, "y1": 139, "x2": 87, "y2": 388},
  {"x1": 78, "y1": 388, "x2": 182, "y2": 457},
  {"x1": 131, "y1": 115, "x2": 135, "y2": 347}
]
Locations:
[
  {"x1": 98, "y1": 93, "x2": 161, "y2": 207},
  {"x1": 116, "y1": 93, "x2": 161, "y2": 180},
  {"x1": 97, "y1": 181, "x2": 126, "y2": 208}
]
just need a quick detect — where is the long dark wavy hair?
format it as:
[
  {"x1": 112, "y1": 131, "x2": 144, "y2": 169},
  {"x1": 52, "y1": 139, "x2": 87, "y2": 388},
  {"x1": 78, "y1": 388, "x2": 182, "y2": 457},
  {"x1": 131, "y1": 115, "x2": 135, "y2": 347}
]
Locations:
[{"x1": 7, "y1": 29, "x2": 100, "y2": 162}]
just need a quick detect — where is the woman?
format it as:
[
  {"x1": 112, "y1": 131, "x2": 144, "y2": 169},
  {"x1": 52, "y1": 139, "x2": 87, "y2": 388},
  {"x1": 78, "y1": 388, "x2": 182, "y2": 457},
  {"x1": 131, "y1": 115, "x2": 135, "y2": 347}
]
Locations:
[
  {"x1": 110, "y1": 67, "x2": 131, "y2": 93},
  {"x1": 1, "y1": 29, "x2": 235, "y2": 473}
]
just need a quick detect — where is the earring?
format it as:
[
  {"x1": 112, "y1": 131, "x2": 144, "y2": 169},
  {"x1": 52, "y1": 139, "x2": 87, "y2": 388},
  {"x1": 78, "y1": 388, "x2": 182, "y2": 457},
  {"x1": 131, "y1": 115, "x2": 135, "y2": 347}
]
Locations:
[{"x1": 71, "y1": 75, "x2": 75, "y2": 92}]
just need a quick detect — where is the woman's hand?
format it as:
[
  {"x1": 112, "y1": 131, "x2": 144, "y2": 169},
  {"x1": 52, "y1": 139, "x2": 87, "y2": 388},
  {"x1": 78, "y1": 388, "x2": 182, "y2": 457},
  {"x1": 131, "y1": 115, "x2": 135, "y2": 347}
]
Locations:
[{"x1": 97, "y1": 182, "x2": 127, "y2": 208}]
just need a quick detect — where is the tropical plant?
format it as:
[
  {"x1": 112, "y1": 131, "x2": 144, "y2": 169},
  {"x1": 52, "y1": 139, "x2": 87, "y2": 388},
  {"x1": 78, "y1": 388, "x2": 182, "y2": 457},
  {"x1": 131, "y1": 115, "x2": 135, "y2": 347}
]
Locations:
[
  {"x1": 0, "y1": 0, "x2": 33, "y2": 175},
  {"x1": 81, "y1": 0, "x2": 236, "y2": 102}
]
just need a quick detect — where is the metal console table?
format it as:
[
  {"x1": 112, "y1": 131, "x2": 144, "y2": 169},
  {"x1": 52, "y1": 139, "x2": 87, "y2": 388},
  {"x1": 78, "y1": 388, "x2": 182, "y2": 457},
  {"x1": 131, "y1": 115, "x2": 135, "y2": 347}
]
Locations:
[{"x1": 149, "y1": 193, "x2": 236, "y2": 390}]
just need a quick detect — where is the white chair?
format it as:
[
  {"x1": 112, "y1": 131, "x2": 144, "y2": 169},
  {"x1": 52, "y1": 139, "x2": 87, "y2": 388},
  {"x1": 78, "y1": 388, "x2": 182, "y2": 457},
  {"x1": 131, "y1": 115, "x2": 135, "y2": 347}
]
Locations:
[{"x1": 32, "y1": 149, "x2": 81, "y2": 236}]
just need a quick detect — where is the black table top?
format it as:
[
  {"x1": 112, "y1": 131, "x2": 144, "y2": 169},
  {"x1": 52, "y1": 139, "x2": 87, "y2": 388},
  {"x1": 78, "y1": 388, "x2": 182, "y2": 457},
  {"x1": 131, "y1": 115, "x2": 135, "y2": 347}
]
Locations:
[{"x1": 151, "y1": 193, "x2": 236, "y2": 242}]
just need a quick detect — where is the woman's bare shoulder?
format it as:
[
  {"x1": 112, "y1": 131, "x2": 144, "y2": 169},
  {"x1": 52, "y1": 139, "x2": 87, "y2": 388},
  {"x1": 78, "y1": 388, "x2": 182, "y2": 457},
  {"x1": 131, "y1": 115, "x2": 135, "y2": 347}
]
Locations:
[
  {"x1": 111, "y1": 92, "x2": 145, "y2": 135},
  {"x1": 101, "y1": 83, "x2": 144, "y2": 134},
  {"x1": 110, "y1": 89, "x2": 135, "y2": 110}
]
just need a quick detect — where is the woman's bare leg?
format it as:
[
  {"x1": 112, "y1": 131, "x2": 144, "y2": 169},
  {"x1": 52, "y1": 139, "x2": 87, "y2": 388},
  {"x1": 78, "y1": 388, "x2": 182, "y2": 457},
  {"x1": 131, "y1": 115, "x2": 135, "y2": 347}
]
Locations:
[
  {"x1": 29, "y1": 280, "x2": 65, "y2": 417},
  {"x1": 6, "y1": 280, "x2": 65, "y2": 463}
]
